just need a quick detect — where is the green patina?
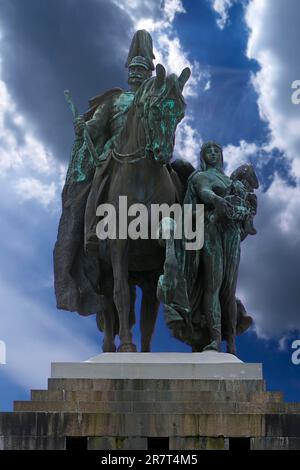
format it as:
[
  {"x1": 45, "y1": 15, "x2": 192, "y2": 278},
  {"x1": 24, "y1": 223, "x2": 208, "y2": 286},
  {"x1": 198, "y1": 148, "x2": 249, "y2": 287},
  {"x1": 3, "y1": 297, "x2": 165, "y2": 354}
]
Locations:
[
  {"x1": 160, "y1": 142, "x2": 259, "y2": 354},
  {"x1": 148, "y1": 99, "x2": 184, "y2": 163},
  {"x1": 66, "y1": 140, "x2": 95, "y2": 183},
  {"x1": 66, "y1": 91, "x2": 135, "y2": 184}
]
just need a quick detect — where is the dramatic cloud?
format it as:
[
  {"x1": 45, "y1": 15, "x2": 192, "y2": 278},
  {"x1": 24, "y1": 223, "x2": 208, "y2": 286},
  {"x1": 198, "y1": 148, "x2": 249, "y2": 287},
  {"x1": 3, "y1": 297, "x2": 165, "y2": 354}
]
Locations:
[
  {"x1": 0, "y1": 0, "x2": 203, "y2": 178},
  {"x1": 174, "y1": 120, "x2": 200, "y2": 167},
  {"x1": 0, "y1": 274, "x2": 99, "y2": 390},
  {"x1": 245, "y1": 0, "x2": 300, "y2": 178},
  {"x1": 223, "y1": 140, "x2": 259, "y2": 174},
  {"x1": 0, "y1": 164, "x2": 100, "y2": 394},
  {"x1": 210, "y1": 0, "x2": 236, "y2": 29},
  {"x1": 15, "y1": 178, "x2": 57, "y2": 207},
  {"x1": 0, "y1": 0, "x2": 132, "y2": 163},
  {"x1": 207, "y1": 0, "x2": 300, "y2": 341},
  {"x1": 239, "y1": 175, "x2": 300, "y2": 338},
  {"x1": 0, "y1": 48, "x2": 64, "y2": 206},
  {"x1": 220, "y1": 0, "x2": 300, "y2": 342}
]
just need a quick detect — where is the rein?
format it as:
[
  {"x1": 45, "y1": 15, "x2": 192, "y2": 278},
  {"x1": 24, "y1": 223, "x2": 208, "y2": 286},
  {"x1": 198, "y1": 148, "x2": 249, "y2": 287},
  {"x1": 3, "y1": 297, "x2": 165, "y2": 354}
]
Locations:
[
  {"x1": 112, "y1": 105, "x2": 148, "y2": 164},
  {"x1": 112, "y1": 78, "x2": 183, "y2": 165},
  {"x1": 111, "y1": 79, "x2": 159, "y2": 165}
]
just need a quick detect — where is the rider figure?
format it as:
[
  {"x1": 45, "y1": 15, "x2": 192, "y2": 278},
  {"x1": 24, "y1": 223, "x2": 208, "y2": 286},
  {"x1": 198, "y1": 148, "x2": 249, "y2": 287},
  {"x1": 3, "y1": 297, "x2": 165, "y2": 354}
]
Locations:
[{"x1": 53, "y1": 30, "x2": 155, "y2": 315}]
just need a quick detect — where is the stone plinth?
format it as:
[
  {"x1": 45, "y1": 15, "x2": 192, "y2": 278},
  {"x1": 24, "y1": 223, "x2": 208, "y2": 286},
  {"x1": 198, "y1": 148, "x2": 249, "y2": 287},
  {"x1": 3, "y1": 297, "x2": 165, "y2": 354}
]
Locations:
[
  {"x1": 1, "y1": 352, "x2": 300, "y2": 450},
  {"x1": 51, "y1": 352, "x2": 263, "y2": 380}
]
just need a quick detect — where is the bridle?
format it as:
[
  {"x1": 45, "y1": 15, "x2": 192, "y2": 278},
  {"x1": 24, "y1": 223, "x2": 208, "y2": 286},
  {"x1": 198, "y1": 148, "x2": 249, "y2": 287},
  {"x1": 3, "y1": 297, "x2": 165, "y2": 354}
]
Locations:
[
  {"x1": 111, "y1": 93, "x2": 154, "y2": 164},
  {"x1": 112, "y1": 79, "x2": 183, "y2": 165}
]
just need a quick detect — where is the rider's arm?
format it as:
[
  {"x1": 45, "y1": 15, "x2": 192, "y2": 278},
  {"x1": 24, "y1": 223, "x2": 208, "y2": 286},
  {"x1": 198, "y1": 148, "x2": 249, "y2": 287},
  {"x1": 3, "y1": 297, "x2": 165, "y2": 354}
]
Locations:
[{"x1": 85, "y1": 100, "x2": 110, "y2": 145}]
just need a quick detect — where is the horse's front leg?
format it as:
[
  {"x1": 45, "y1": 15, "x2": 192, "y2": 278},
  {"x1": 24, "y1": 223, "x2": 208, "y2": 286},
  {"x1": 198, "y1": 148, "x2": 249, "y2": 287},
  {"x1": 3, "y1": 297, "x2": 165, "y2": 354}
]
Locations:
[
  {"x1": 110, "y1": 240, "x2": 136, "y2": 352},
  {"x1": 156, "y1": 217, "x2": 178, "y2": 305},
  {"x1": 140, "y1": 275, "x2": 160, "y2": 352}
]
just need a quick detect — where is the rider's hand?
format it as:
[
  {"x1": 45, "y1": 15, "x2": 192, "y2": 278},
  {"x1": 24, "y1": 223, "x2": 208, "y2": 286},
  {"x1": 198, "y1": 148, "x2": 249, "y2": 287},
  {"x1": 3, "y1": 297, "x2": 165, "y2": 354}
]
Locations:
[{"x1": 74, "y1": 116, "x2": 86, "y2": 137}]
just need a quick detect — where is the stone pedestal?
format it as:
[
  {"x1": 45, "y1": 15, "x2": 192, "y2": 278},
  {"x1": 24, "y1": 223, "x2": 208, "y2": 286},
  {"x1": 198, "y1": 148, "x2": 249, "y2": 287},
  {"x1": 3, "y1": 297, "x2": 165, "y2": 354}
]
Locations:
[{"x1": 1, "y1": 352, "x2": 300, "y2": 450}]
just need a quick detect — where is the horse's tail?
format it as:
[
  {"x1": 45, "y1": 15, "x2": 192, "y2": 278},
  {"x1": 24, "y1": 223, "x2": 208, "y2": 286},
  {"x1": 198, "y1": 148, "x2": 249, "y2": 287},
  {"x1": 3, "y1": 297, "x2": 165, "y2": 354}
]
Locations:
[{"x1": 171, "y1": 158, "x2": 196, "y2": 192}]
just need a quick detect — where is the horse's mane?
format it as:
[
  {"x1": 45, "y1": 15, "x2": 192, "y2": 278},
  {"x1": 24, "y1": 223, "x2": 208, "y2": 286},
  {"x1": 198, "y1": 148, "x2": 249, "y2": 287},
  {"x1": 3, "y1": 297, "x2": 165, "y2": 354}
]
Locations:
[
  {"x1": 116, "y1": 72, "x2": 186, "y2": 152},
  {"x1": 133, "y1": 73, "x2": 186, "y2": 108}
]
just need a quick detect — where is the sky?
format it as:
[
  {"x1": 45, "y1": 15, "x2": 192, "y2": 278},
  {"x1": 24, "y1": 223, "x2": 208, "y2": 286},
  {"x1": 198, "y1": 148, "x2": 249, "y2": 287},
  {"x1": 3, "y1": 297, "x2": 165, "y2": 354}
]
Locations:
[{"x1": 0, "y1": 0, "x2": 299, "y2": 410}]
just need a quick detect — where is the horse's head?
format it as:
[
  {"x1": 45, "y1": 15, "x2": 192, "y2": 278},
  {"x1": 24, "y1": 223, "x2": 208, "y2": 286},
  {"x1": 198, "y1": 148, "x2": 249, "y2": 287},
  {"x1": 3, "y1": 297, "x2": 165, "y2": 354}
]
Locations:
[{"x1": 134, "y1": 64, "x2": 191, "y2": 164}]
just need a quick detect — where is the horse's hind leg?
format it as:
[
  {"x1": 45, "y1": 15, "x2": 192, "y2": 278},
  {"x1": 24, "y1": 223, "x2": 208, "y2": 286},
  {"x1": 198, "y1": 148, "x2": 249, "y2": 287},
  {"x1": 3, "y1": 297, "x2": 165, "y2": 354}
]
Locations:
[
  {"x1": 129, "y1": 285, "x2": 136, "y2": 330},
  {"x1": 96, "y1": 306, "x2": 117, "y2": 352},
  {"x1": 140, "y1": 275, "x2": 160, "y2": 352},
  {"x1": 111, "y1": 240, "x2": 136, "y2": 352},
  {"x1": 97, "y1": 262, "x2": 117, "y2": 352}
]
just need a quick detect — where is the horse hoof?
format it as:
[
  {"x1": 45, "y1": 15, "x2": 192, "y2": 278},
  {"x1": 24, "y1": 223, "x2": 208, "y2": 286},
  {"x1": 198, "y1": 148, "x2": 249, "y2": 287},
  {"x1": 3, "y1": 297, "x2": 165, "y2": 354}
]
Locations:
[
  {"x1": 203, "y1": 340, "x2": 220, "y2": 352},
  {"x1": 227, "y1": 346, "x2": 237, "y2": 356},
  {"x1": 117, "y1": 343, "x2": 137, "y2": 353},
  {"x1": 226, "y1": 341, "x2": 237, "y2": 356}
]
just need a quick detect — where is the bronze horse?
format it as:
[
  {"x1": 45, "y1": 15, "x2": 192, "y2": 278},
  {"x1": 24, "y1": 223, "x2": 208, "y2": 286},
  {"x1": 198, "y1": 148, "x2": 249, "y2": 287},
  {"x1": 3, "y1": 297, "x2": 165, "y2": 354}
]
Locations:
[{"x1": 93, "y1": 64, "x2": 191, "y2": 352}]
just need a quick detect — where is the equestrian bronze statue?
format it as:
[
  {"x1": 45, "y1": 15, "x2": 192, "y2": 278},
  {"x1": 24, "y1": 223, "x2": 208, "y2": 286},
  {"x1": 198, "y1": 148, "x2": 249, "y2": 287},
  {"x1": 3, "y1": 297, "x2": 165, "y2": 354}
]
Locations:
[{"x1": 54, "y1": 30, "x2": 258, "y2": 356}]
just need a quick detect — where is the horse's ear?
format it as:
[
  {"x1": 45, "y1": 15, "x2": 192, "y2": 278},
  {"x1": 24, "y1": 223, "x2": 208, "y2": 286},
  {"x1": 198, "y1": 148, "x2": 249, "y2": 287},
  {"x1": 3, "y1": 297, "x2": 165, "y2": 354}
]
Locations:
[
  {"x1": 178, "y1": 67, "x2": 191, "y2": 91},
  {"x1": 154, "y1": 64, "x2": 166, "y2": 90}
]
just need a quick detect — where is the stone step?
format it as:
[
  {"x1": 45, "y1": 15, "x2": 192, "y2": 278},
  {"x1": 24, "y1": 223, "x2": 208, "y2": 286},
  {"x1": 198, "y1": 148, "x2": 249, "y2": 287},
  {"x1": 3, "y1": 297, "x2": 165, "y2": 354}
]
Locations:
[
  {"x1": 88, "y1": 436, "x2": 228, "y2": 451},
  {"x1": 0, "y1": 411, "x2": 266, "y2": 437},
  {"x1": 2, "y1": 434, "x2": 300, "y2": 450},
  {"x1": 265, "y1": 413, "x2": 300, "y2": 437},
  {"x1": 31, "y1": 389, "x2": 281, "y2": 404},
  {"x1": 87, "y1": 436, "x2": 148, "y2": 451},
  {"x1": 285, "y1": 402, "x2": 300, "y2": 412},
  {"x1": 13, "y1": 400, "x2": 297, "y2": 414},
  {"x1": 250, "y1": 437, "x2": 300, "y2": 450},
  {"x1": 0, "y1": 435, "x2": 66, "y2": 451},
  {"x1": 48, "y1": 378, "x2": 266, "y2": 393},
  {"x1": 169, "y1": 436, "x2": 228, "y2": 451},
  {"x1": 2, "y1": 411, "x2": 300, "y2": 438}
]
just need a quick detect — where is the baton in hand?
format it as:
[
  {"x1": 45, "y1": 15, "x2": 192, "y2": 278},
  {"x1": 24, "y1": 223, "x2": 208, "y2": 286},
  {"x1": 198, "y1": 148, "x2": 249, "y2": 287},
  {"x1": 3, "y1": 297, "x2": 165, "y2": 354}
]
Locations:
[{"x1": 64, "y1": 89, "x2": 99, "y2": 166}]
